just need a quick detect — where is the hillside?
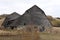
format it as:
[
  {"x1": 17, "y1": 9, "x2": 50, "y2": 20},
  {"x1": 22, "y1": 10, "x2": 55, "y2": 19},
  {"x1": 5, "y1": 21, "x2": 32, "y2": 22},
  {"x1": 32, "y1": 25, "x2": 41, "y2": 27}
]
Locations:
[{"x1": 47, "y1": 16, "x2": 60, "y2": 27}]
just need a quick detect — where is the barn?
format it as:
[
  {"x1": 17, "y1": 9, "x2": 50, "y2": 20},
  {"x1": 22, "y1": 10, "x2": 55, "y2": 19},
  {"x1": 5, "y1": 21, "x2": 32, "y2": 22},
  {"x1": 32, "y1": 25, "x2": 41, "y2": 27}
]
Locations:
[
  {"x1": 2, "y1": 5, "x2": 52, "y2": 31},
  {"x1": 13, "y1": 5, "x2": 52, "y2": 31},
  {"x1": 2, "y1": 12, "x2": 20, "y2": 29}
]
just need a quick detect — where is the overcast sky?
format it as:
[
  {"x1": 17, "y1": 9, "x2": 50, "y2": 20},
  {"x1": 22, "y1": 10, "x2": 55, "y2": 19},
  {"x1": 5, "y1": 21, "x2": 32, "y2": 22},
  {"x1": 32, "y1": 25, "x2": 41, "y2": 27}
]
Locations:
[{"x1": 0, "y1": 0, "x2": 60, "y2": 17}]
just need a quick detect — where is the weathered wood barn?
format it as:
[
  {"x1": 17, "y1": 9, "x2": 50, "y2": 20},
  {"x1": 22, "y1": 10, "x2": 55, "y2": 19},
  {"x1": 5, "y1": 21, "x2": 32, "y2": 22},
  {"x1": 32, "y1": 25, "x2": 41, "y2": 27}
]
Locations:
[
  {"x1": 2, "y1": 12, "x2": 20, "y2": 29},
  {"x1": 2, "y1": 5, "x2": 52, "y2": 31}
]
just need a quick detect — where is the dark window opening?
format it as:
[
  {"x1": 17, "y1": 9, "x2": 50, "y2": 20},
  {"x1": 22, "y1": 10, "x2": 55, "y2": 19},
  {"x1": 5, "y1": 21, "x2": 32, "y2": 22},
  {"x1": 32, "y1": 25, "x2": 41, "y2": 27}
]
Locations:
[
  {"x1": 7, "y1": 20, "x2": 14, "y2": 25},
  {"x1": 40, "y1": 27, "x2": 45, "y2": 32},
  {"x1": 7, "y1": 21, "x2": 11, "y2": 25},
  {"x1": 42, "y1": 27, "x2": 45, "y2": 31},
  {"x1": 24, "y1": 23, "x2": 26, "y2": 25},
  {"x1": 11, "y1": 26, "x2": 14, "y2": 29}
]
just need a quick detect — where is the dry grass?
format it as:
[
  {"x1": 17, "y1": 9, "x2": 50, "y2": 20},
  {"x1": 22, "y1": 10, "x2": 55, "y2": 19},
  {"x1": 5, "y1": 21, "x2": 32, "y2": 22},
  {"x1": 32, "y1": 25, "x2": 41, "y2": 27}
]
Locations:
[
  {"x1": 0, "y1": 30, "x2": 60, "y2": 40},
  {"x1": 0, "y1": 28, "x2": 60, "y2": 40},
  {"x1": 51, "y1": 27, "x2": 60, "y2": 34},
  {"x1": 40, "y1": 27, "x2": 60, "y2": 40},
  {"x1": 0, "y1": 30, "x2": 40, "y2": 40},
  {"x1": 40, "y1": 32, "x2": 60, "y2": 40}
]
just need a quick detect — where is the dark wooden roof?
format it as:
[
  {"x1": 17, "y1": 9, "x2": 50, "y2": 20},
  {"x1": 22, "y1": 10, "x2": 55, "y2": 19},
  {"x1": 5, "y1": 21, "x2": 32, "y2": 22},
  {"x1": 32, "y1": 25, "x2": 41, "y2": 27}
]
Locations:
[{"x1": 7, "y1": 12, "x2": 20, "y2": 21}]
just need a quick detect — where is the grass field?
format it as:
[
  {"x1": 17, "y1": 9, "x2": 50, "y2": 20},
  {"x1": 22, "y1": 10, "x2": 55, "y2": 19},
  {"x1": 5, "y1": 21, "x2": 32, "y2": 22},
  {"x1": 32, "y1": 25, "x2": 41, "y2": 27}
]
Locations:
[
  {"x1": 0, "y1": 32, "x2": 60, "y2": 40},
  {"x1": 0, "y1": 30, "x2": 40, "y2": 40},
  {"x1": 40, "y1": 27, "x2": 60, "y2": 40},
  {"x1": 0, "y1": 29, "x2": 60, "y2": 40},
  {"x1": 40, "y1": 32, "x2": 60, "y2": 40}
]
